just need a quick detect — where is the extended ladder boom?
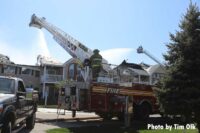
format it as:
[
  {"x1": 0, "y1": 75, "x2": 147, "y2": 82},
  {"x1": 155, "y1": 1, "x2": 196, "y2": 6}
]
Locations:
[
  {"x1": 137, "y1": 46, "x2": 164, "y2": 67},
  {"x1": 29, "y1": 14, "x2": 93, "y2": 62},
  {"x1": 29, "y1": 14, "x2": 110, "y2": 71}
]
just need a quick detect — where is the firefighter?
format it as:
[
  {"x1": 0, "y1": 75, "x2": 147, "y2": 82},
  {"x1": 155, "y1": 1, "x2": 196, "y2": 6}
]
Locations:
[{"x1": 90, "y1": 49, "x2": 102, "y2": 81}]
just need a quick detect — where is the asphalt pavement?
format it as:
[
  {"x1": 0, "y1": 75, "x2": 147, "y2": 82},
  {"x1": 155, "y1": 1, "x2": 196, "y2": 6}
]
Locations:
[
  {"x1": 19, "y1": 108, "x2": 101, "y2": 133},
  {"x1": 19, "y1": 108, "x2": 162, "y2": 133}
]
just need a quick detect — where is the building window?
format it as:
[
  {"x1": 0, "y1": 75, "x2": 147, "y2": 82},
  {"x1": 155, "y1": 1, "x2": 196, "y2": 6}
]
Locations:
[
  {"x1": 133, "y1": 75, "x2": 139, "y2": 83},
  {"x1": 0, "y1": 64, "x2": 3, "y2": 73},
  {"x1": 57, "y1": 67, "x2": 63, "y2": 75},
  {"x1": 141, "y1": 75, "x2": 149, "y2": 83},
  {"x1": 3, "y1": 65, "x2": 16, "y2": 74},
  {"x1": 46, "y1": 67, "x2": 57, "y2": 75},
  {"x1": 45, "y1": 66, "x2": 63, "y2": 76},
  {"x1": 15, "y1": 67, "x2": 17, "y2": 74},
  {"x1": 31, "y1": 70, "x2": 34, "y2": 76},
  {"x1": 22, "y1": 67, "x2": 31, "y2": 75},
  {"x1": 35, "y1": 71, "x2": 40, "y2": 77},
  {"x1": 47, "y1": 69, "x2": 56, "y2": 75},
  {"x1": 18, "y1": 67, "x2": 22, "y2": 74}
]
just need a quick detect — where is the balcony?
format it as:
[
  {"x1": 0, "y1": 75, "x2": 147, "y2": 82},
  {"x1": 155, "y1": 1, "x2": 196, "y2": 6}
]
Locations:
[{"x1": 41, "y1": 74, "x2": 63, "y2": 83}]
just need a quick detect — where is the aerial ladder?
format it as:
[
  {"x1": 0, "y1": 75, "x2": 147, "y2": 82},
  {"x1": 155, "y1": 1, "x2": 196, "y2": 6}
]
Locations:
[
  {"x1": 29, "y1": 14, "x2": 111, "y2": 74},
  {"x1": 137, "y1": 46, "x2": 164, "y2": 68},
  {"x1": 29, "y1": 14, "x2": 116, "y2": 121}
]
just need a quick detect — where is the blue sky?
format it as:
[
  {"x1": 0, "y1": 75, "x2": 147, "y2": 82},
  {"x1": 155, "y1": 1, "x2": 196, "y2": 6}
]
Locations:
[{"x1": 0, "y1": 0, "x2": 199, "y2": 65}]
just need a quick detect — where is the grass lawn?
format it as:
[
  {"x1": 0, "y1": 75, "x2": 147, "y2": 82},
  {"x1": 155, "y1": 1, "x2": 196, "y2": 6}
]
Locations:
[
  {"x1": 46, "y1": 128, "x2": 198, "y2": 133},
  {"x1": 46, "y1": 128, "x2": 71, "y2": 133}
]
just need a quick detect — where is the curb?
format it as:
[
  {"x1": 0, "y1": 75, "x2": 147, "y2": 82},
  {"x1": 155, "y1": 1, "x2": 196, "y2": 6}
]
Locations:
[{"x1": 36, "y1": 117, "x2": 101, "y2": 123}]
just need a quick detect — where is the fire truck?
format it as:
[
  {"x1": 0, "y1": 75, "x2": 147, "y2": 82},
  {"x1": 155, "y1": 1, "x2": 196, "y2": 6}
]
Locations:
[{"x1": 29, "y1": 14, "x2": 159, "y2": 121}]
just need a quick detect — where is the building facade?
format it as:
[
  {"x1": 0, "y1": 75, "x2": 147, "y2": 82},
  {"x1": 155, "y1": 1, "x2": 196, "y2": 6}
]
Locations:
[
  {"x1": 114, "y1": 60, "x2": 150, "y2": 84},
  {"x1": 0, "y1": 63, "x2": 40, "y2": 89},
  {"x1": 40, "y1": 63, "x2": 63, "y2": 104},
  {"x1": 146, "y1": 64, "x2": 165, "y2": 85},
  {"x1": 0, "y1": 60, "x2": 64, "y2": 105}
]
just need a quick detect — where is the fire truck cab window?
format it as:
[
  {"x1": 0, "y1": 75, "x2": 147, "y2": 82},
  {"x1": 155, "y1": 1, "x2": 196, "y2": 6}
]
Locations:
[{"x1": 69, "y1": 64, "x2": 75, "y2": 80}]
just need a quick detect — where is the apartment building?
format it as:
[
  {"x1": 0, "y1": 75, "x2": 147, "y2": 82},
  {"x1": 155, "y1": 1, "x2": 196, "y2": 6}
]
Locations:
[
  {"x1": 114, "y1": 60, "x2": 150, "y2": 84},
  {"x1": 0, "y1": 54, "x2": 64, "y2": 104},
  {"x1": 0, "y1": 63, "x2": 40, "y2": 89},
  {"x1": 37, "y1": 55, "x2": 63, "y2": 104},
  {"x1": 40, "y1": 62, "x2": 63, "y2": 104}
]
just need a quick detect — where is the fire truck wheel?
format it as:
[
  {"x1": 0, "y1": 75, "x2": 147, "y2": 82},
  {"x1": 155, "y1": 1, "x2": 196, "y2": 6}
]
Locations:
[{"x1": 138, "y1": 103, "x2": 151, "y2": 120}]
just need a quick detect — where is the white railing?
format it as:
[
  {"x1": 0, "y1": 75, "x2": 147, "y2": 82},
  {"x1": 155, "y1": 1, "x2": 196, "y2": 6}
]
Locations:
[{"x1": 41, "y1": 74, "x2": 63, "y2": 83}]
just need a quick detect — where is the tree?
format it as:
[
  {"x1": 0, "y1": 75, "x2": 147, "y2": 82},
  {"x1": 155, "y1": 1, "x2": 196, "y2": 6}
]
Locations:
[{"x1": 158, "y1": 3, "x2": 200, "y2": 131}]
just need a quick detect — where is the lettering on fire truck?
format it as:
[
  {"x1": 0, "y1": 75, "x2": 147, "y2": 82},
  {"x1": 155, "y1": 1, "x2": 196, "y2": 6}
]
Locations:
[{"x1": 106, "y1": 88, "x2": 120, "y2": 94}]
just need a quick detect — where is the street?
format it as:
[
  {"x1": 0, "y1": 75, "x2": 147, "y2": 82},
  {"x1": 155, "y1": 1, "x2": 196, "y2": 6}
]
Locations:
[
  {"x1": 18, "y1": 108, "x2": 163, "y2": 133},
  {"x1": 16, "y1": 108, "x2": 190, "y2": 133},
  {"x1": 19, "y1": 108, "x2": 102, "y2": 133}
]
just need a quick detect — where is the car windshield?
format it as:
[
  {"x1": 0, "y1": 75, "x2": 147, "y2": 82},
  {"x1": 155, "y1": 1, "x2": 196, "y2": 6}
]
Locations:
[{"x1": 0, "y1": 78, "x2": 15, "y2": 94}]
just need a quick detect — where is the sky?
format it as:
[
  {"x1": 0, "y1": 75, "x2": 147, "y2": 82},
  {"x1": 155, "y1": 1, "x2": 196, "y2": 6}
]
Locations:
[{"x1": 0, "y1": 0, "x2": 200, "y2": 66}]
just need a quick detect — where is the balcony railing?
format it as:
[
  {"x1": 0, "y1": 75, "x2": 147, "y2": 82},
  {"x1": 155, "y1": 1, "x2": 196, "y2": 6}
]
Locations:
[{"x1": 41, "y1": 74, "x2": 63, "y2": 83}]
